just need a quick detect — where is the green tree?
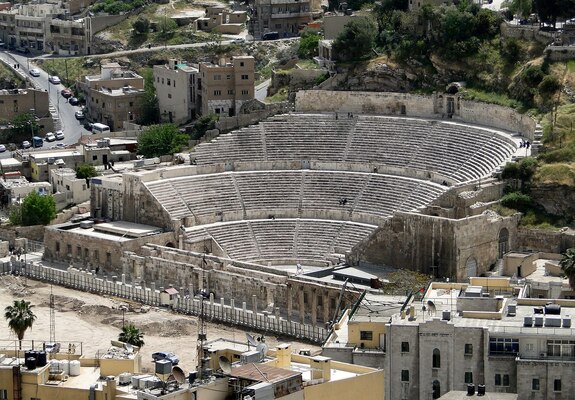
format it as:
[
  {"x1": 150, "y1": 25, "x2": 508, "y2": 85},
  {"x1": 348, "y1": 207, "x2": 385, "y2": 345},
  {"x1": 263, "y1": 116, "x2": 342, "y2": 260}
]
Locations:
[
  {"x1": 158, "y1": 17, "x2": 177, "y2": 39},
  {"x1": 298, "y1": 29, "x2": 321, "y2": 59},
  {"x1": 507, "y1": 0, "x2": 533, "y2": 20},
  {"x1": 500, "y1": 191, "x2": 532, "y2": 212},
  {"x1": 132, "y1": 16, "x2": 150, "y2": 35},
  {"x1": 137, "y1": 124, "x2": 188, "y2": 157},
  {"x1": 11, "y1": 112, "x2": 38, "y2": 137},
  {"x1": 15, "y1": 191, "x2": 57, "y2": 226},
  {"x1": 190, "y1": 114, "x2": 218, "y2": 140},
  {"x1": 4, "y1": 300, "x2": 36, "y2": 349},
  {"x1": 138, "y1": 68, "x2": 160, "y2": 125},
  {"x1": 538, "y1": 75, "x2": 562, "y2": 103},
  {"x1": 332, "y1": 18, "x2": 377, "y2": 62},
  {"x1": 76, "y1": 164, "x2": 98, "y2": 179},
  {"x1": 118, "y1": 323, "x2": 145, "y2": 347},
  {"x1": 560, "y1": 248, "x2": 575, "y2": 290}
]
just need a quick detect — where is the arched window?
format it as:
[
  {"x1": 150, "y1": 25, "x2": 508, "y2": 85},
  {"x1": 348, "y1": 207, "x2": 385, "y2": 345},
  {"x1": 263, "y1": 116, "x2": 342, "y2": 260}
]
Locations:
[{"x1": 432, "y1": 348, "x2": 441, "y2": 368}]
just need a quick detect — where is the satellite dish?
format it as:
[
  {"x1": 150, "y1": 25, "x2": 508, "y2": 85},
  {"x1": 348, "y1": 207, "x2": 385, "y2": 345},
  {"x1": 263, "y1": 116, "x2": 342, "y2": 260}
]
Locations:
[
  {"x1": 427, "y1": 300, "x2": 436, "y2": 315},
  {"x1": 246, "y1": 333, "x2": 258, "y2": 347},
  {"x1": 219, "y1": 356, "x2": 232, "y2": 375},
  {"x1": 172, "y1": 366, "x2": 186, "y2": 384}
]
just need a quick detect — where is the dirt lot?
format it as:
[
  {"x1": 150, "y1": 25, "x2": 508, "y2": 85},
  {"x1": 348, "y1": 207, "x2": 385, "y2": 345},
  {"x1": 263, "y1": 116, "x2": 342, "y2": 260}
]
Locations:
[{"x1": 0, "y1": 276, "x2": 317, "y2": 373}]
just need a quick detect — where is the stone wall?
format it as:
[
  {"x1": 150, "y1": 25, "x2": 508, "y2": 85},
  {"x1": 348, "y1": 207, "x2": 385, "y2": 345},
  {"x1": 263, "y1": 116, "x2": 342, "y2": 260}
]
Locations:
[
  {"x1": 43, "y1": 225, "x2": 175, "y2": 275},
  {"x1": 516, "y1": 228, "x2": 575, "y2": 253},
  {"x1": 295, "y1": 90, "x2": 536, "y2": 138},
  {"x1": 347, "y1": 211, "x2": 520, "y2": 281},
  {"x1": 500, "y1": 22, "x2": 555, "y2": 45},
  {"x1": 122, "y1": 244, "x2": 361, "y2": 326},
  {"x1": 545, "y1": 46, "x2": 575, "y2": 61}
]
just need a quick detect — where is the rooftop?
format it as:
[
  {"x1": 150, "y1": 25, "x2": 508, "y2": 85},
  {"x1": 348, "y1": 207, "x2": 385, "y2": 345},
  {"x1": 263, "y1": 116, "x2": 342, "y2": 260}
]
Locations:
[
  {"x1": 231, "y1": 362, "x2": 301, "y2": 383},
  {"x1": 56, "y1": 220, "x2": 163, "y2": 241}
]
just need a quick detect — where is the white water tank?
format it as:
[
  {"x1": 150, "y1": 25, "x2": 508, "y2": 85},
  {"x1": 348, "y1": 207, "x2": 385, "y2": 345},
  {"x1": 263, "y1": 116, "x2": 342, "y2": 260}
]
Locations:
[
  {"x1": 49, "y1": 359, "x2": 60, "y2": 373},
  {"x1": 59, "y1": 359, "x2": 70, "y2": 375},
  {"x1": 69, "y1": 360, "x2": 81, "y2": 376},
  {"x1": 119, "y1": 372, "x2": 132, "y2": 385}
]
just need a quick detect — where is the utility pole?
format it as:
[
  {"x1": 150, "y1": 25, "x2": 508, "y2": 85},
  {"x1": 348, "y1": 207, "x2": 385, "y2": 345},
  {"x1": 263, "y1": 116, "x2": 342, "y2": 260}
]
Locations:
[{"x1": 49, "y1": 285, "x2": 56, "y2": 343}]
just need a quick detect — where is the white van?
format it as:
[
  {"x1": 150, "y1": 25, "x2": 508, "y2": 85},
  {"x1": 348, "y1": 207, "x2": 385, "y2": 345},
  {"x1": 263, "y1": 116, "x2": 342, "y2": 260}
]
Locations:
[{"x1": 92, "y1": 123, "x2": 111, "y2": 134}]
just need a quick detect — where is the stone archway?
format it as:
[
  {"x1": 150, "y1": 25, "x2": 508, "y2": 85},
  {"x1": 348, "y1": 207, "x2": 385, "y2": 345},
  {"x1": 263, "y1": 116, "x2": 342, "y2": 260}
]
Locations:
[
  {"x1": 498, "y1": 228, "x2": 509, "y2": 259},
  {"x1": 466, "y1": 256, "x2": 478, "y2": 279}
]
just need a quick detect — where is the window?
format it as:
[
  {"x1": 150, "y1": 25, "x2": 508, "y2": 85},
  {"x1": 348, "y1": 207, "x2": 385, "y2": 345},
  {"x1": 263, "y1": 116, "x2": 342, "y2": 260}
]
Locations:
[
  {"x1": 554, "y1": 379, "x2": 561, "y2": 392},
  {"x1": 360, "y1": 331, "x2": 373, "y2": 341},
  {"x1": 94, "y1": 249, "x2": 99, "y2": 262},
  {"x1": 240, "y1": 62, "x2": 244, "y2": 67},
  {"x1": 303, "y1": 292, "x2": 308, "y2": 304},
  {"x1": 242, "y1": 89, "x2": 248, "y2": 95},
  {"x1": 1, "y1": 390, "x2": 8, "y2": 400},
  {"x1": 92, "y1": 155, "x2": 97, "y2": 161},
  {"x1": 227, "y1": 74, "x2": 231, "y2": 79},
  {"x1": 67, "y1": 244, "x2": 72, "y2": 255},
  {"x1": 401, "y1": 342, "x2": 409, "y2": 353},
  {"x1": 464, "y1": 344, "x2": 473, "y2": 355},
  {"x1": 168, "y1": 94, "x2": 172, "y2": 99},
  {"x1": 432, "y1": 348, "x2": 441, "y2": 368},
  {"x1": 129, "y1": 101, "x2": 134, "y2": 107},
  {"x1": 55, "y1": 242, "x2": 60, "y2": 252},
  {"x1": 401, "y1": 370, "x2": 409, "y2": 382},
  {"x1": 464, "y1": 372, "x2": 473, "y2": 384},
  {"x1": 167, "y1": 79, "x2": 171, "y2": 85},
  {"x1": 489, "y1": 338, "x2": 519, "y2": 355},
  {"x1": 228, "y1": 89, "x2": 234, "y2": 95},
  {"x1": 532, "y1": 379, "x2": 540, "y2": 391},
  {"x1": 241, "y1": 74, "x2": 249, "y2": 80},
  {"x1": 76, "y1": 246, "x2": 81, "y2": 258},
  {"x1": 214, "y1": 74, "x2": 221, "y2": 80},
  {"x1": 547, "y1": 340, "x2": 575, "y2": 358},
  {"x1": 214, "y1": 90, "x2": 221, "y2": 96},
  {"x1": 495, "y1": 374, "x2": 501, "y2": 386},
  {"x1": 503, "y1": 374, "x2": 510, "y2": 386},
  {"x1": 102, "y1": 102, "x2": 106, "y2": 109}
]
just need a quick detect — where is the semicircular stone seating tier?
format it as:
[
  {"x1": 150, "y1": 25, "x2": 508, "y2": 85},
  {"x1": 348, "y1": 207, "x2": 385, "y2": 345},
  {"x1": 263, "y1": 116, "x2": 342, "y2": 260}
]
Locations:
[
  {"x1": 144, "y1": 170, "x2": 448, "y2": 224},
  {"x1": 191, "y1": 113, "x2": 518, "y2": 182},
  {"x1": 183, "y1": 219, "x2": 378, "y2": 263}
]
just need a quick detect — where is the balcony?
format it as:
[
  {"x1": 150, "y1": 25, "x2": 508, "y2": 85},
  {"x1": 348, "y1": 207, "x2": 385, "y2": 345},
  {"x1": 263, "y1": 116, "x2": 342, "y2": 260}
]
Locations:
[{"x1": 517, "y1": 353, "x2": 575, "y2": 363}]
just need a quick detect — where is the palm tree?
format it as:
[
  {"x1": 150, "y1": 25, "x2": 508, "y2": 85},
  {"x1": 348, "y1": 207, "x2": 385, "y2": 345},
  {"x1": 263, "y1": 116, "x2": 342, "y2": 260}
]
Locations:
[
  {"x1": 119, "y1": 324, "x2": 145, "y2": 348},
  {"x1": 4, "y1": 300, "x2": 37, "y2": 349},
  {"x1": 560, "y1": 248, "x2": 575, "y2": 291}
]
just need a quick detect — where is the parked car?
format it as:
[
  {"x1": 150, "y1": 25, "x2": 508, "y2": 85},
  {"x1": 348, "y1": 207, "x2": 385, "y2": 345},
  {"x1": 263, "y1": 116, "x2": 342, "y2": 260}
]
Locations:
[
  {"x1": 151, "y1": 351, "x2": 179, "y2": 365},
  {"x1": 232, "y1": 38, "x2": 245, "y2": 44},
  {"x1": 61, "y1": 89, "x2": 72, "y2": 98},
  {"x1": 48, "y1": 76, "x2": 61, "y2": 84},
  {"x1": 69, "y1": 97, "x2": 79, "y2": 106},
  {"x1": 29, "y1": 68, "x2": 40, "y2": 77},
  {"x1": 44, "y1": 342, "x2": 60, "y2": 353},
  {"x1": 45, "y1": 132, "x2": 56, "y2": 142},
  {"x1": 54, "y1": 143, "x2": 66, "y2": 149},
  {"x1": 75, "y1": 110, "x2": 85, "y2": 120},
  {"x1": 83, "y1": 121, "x2": 94, "y2": 131},
  {"x1": 0, "y1": 144, "x2": 5, "y2": 153},
  {"x1": 55, "y1": 130, "x2": 65, "y2": 140},
  {"x1": 22, "y1": 140, "x2": 31, "y2": 149}
]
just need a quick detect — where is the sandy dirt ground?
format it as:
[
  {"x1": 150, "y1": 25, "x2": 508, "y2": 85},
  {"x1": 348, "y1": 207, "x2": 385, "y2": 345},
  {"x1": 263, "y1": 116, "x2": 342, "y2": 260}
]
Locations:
[{"x1": 0, "y1": 276, "x2": 318, "y2": 373}]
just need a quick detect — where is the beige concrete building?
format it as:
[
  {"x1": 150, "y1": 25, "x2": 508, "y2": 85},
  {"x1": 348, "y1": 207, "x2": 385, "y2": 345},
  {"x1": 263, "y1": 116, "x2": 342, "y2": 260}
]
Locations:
[
  {"x1": 196, "y1": 6, "x2": 247, "y2": 34},
  {"x1": 50, "y1": 167, "x2": 90, "y2": 205},
  {"x1": 0, "y1": 88, "x2": 52, "y2": 132},
  {"x1": 153, "y1": 59, "x2": 198, "y2": 125},
  {"x1": 198, "y1": 56, "x2": 255, "y2": 116},
  {"x1": 0, "y1": 1, "x2": 93, "y2": 54},
  {"x1": 249, "y1": 0, "x2": 312, "y2": 39},
  {"x1": 81, "y1": 63, "x2": 145, "y2": 130}
]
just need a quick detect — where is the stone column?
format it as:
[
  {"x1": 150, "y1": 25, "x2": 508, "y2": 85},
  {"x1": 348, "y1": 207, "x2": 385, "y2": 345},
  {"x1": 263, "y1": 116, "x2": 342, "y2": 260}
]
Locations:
[
  {"x1": 252, "y1": 295, "x2": 258, "y2": 315},
  {"x1": 311, "y1": 289, "x2": 317, "y2": 327},
  {"x1": 323, "y1": 292, "x2": 330, "y2": 323},
  {"x1": 287, "y1": 286, "x2": 293, "y2": 319},
  {"x1": 299, "y1": 287, "x2": 305, "y2": 324}
]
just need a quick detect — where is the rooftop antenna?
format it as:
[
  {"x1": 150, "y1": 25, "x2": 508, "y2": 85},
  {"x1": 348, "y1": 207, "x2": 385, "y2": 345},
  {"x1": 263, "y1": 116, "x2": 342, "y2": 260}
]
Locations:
[{"x1": 49, "y1": 284, "x2": 55, "y2": 343}]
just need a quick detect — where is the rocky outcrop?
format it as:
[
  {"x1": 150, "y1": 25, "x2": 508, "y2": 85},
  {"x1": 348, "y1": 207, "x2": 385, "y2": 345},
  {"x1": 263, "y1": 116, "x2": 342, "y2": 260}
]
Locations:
[{"x1": 530, "y1": 182, "x2": 575, "y2": 219}]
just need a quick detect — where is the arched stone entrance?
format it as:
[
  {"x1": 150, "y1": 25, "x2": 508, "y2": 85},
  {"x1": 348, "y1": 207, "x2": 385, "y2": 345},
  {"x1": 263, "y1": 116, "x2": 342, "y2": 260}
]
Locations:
[{"x1": 466, "y1": 256, "x2": 478, "y2": 279}]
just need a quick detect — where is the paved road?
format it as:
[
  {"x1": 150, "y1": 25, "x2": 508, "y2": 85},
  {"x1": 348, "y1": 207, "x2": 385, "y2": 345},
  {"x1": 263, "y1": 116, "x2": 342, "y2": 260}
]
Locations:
[{"x1": 0, "y1": 51, "x2": 91, "y2": 160}]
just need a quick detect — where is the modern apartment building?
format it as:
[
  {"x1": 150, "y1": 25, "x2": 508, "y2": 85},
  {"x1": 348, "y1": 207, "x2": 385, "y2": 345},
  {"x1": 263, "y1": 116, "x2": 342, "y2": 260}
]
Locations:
[
  {"x1": 153, "y1": 59, "x2": 198, "y2": 125},
  {"x1": 197, "y1": 56, "x2": 255, "y2": 116},
  {"x1": 324, "y1": 265, "x2": 575, "y2": 400},
  {"x1": 81, "y1": 63, "x2": 145, "y2": 131},
  {"x1": 0, "y1": 1, "x2": 93, "y2": 55},
  {"x1": 249, "y1": 0, "x2": 312, "y2": 39}
]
